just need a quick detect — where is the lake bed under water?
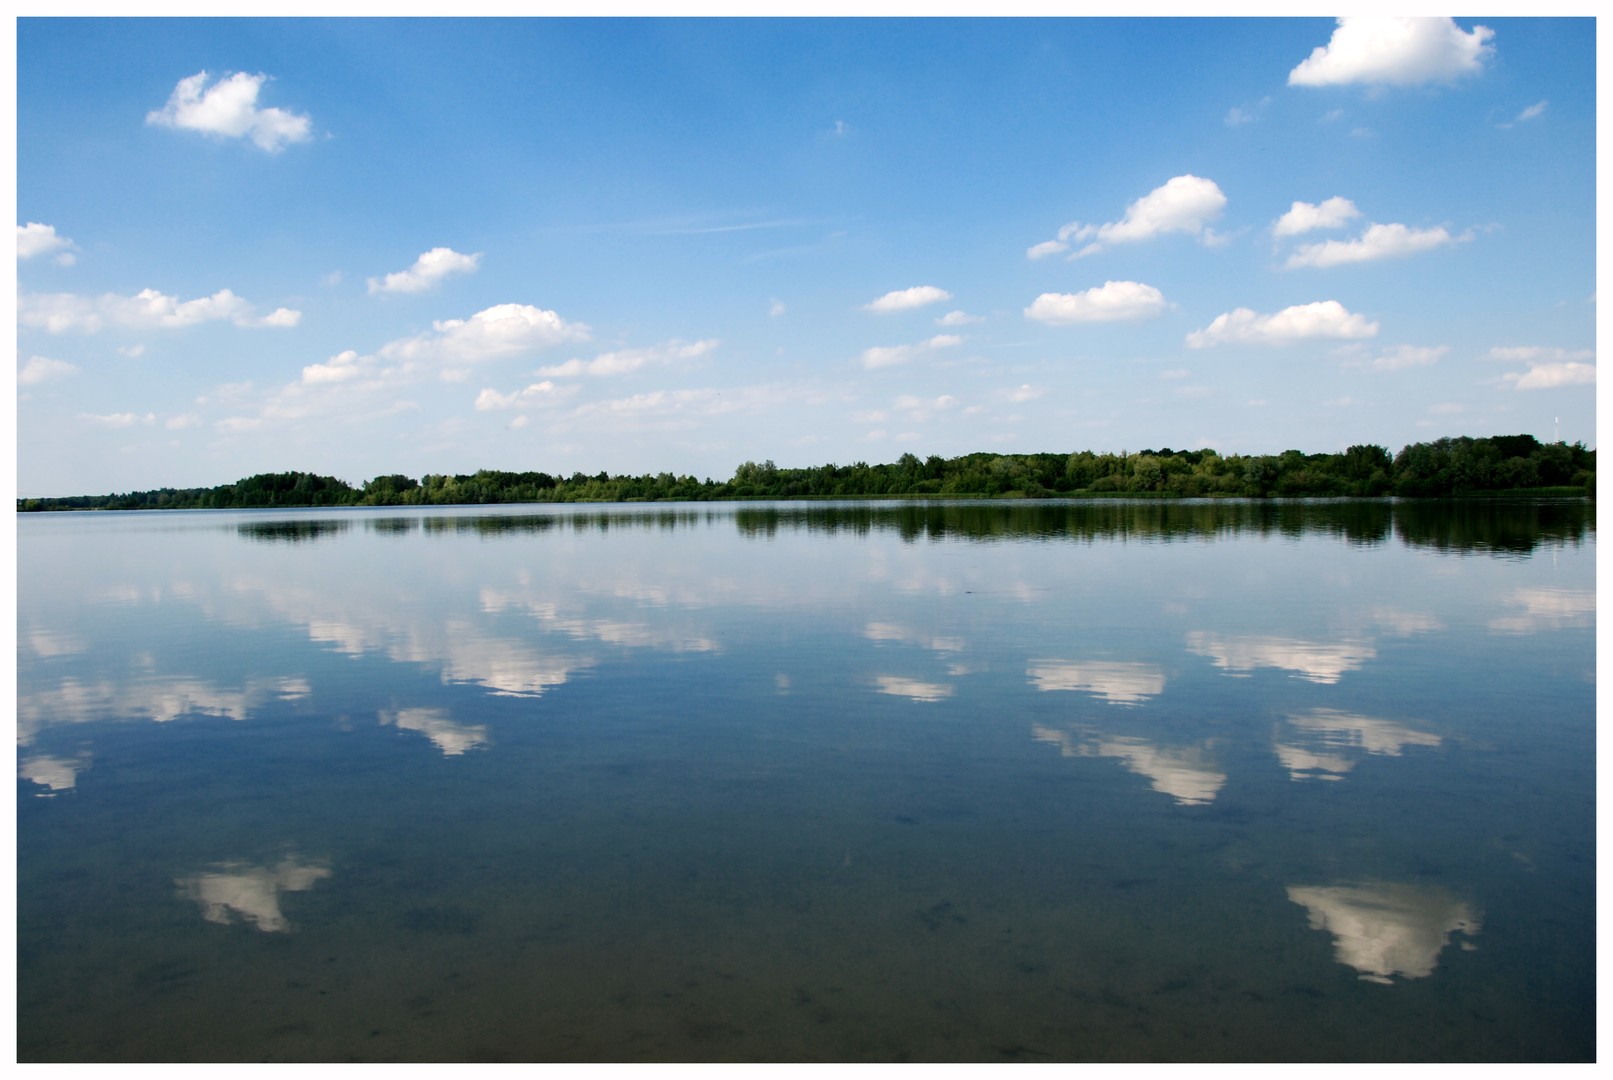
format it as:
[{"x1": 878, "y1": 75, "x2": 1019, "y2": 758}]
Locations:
[{"x1": 16, "y1": 500, "x2": 1596, "y2": 1061}]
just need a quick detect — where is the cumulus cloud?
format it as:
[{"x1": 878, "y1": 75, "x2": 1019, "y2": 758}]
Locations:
[
  {"x1": 863, "y1": 285, "x2": 953, "y2": 313},
  {"x1": 937, "y1": 310, "x2": 982, "y2": 327},
  {"x1": 1273, "y1": 197, "x2": 1360, "y2": 237},
  {"x1": 18, "y1": 356, "x2": 79, "y2": 385},
  {"x1": 1026, "y1": 239, "x2": 1069, "y2": 260},
  {"x1": 380, "y1": 303, "x2": 591, "y2": 366},
  {"x1": 19, "y1": 288, "x2": 301, "y2": 334},
  {"x1": 1024, "y1": 281, "x2": 1167, "y2": 325},
  {"x1": 146, "y1": 71, "x2": 313, "y2": 152},
  {"x1": 1187, "y1": 301, "x2": 1378, "y2": 348},
  {"x1": 367, "y1": 247, "x2": 482, "y2": 295},
  {"x1": 1289, "y1": 18, "x2": 1495, "y2": 88},
  {"x1": 17, "y1": 222, "x2": 77, "y2": 265},
  {"x1": 301, "y1": 349, "x2": 370, "y2": 386},
  {"x1": 859, "y1": 334, "x2": 962, "y2": 369},
  {"x1": 537, "y1": 339, "x2": 718, "y2": 378},
  {"x1": 1045, "y1": 175, "x2": 1228, "y2": 259},
  {"x1": 1503, "y1": 363, "x2": 1596, "y2": 390},
  {"x1": 1286, "y1": 223, "x2": 1467, "y2": 269}
]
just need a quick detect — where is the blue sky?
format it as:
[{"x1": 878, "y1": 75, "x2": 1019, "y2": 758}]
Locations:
[{"x1": 13, "y1": 16, "x2": 1598, "y2": 496}]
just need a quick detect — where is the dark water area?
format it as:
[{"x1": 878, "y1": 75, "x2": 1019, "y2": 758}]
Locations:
[{"x1": 16, "y1": 499, "x2": 1595, "y2": 1061}]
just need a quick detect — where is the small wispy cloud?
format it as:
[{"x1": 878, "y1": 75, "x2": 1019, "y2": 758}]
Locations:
[
  {"x1": 537, "y1": 339, "x2": 719, "y2": 378},
  {"x1": 1502, "y1": 362, "x2": 1596, "y2": 390},
  {"x1": 1224, "y1": 97, "x2": 1271, "y2": 126},
  {"x1": 18, "y1": 356, "x2": 79, "y2": 385},
  {"x1": 1499, "y1": 100, "x2": 1549, "y2": 128},
  {"x1": 860, "y1": 334, "x2": 962, "y2": 369},
  {"x1": 1285, "y1": 223, "x2": 1469, "y2": 269}
]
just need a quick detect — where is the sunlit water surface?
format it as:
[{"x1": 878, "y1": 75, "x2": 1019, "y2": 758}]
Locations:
[{"x1": 16, "y1": 500, "x2": 1595, "y2": 1061}]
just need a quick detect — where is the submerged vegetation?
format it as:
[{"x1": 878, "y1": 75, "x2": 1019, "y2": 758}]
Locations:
[{"x1": 17, "y1": 434, "x2": 1595, "y2": 511}]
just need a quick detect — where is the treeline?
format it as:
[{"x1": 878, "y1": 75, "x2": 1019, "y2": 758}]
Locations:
[{"x1": 16, "y1": 434, "x2": 1595, "y2": 511}]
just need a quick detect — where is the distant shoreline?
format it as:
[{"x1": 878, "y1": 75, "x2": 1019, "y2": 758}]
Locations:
[{"x1": 18, "y1": 435, "x2": 1595, "y2": 512}]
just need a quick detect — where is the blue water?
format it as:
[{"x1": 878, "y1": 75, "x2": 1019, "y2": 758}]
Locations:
[{"x1": 16, "y1": 500, "x2": 1596, "y2": 1060}]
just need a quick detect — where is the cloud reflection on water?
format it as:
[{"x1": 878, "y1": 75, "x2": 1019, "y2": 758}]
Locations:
[
  {"x1": 380, "y1": 707, "x2": 489, "y2": 756},
  {"x1": 175, "y1": 856, "x2": 332, "y2": 933},
  {"x1": 1185, "y1": 631, "x2": 1375, "y2": 684},
  {"x1": 873, "y1": 675, "x2": 954, "y2": 702},
  {"x1": 1286, "y1": 882, "x2": 1481, "y2": 984},
  {"x1": 1032, "y1": 724, "x2": 1225, "y2": 805},
  {"x1": 1487, "y1": 587, "x2": 1596, "y2": 634},
  {"x1": 1026, "y1": 660, "x2": 1165, "y2": 705},
  {"x1": 1275, "y1": 708, "x2": 1441, "y2": 782}
]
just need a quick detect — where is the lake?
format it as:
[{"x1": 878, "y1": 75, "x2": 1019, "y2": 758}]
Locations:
[{"x1": 15, "y1": 499, "x2": 1596, "y2": 1061}]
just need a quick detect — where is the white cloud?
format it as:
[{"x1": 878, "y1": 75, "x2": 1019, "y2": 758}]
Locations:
[
  {"x1": 252, "y1": 307, "x2": 303, "y2": 328},
  {"x1": 367, "y1": 247, "x2": 482, "y2": 295},
  {"x1": 859, "y1": 334, "x2": 962, "y2": 370},
  {"x1": 78, "y1": 411, "x2": 155, "y2": 428},
  {"x1": 769, "y1": 298, "x2": 786, "y2": 317},
  {"x1": 537, "y1": 339, "x2": 719, "y2": 378},
  {"x1": 474, "y1": 381, "x2": 577, "y2": 411},
  {"x1": 892, "y1": 393, "x2": 960, "y2": 421},
  {"x1": 301, "y1": 349, "x2": 370, "y2": 386},
  {"x1": 19, "y1": 288, "x2": 300, "y2": 334},
  {"x1": 1026, "y1": 239, "x2": 1068, "y2": 260},
  {"x1": 17, "y1": 222, "x2": 77, "y2": 265},
  {"x1": 146, "y1": 71, "x2": 313, "y2": 153},
  {"x1": 1187, "y1": 301, "x2": 1378, "y2": 348},
  {"x1": 1025, "y1": 281, "x2": 1167, "y2": 325},
  {"x1": 18, "y1": 356, "x2": 79, "y2": 385},
  {"x1": 1504, "y1": 100, "x2": 1549, "y2": 127},
  {"x1": 380, "y1": 303, "x2": 591, "y2": 366},
  {"x1": 1273, "y1": 197, "x2": 1360, "y2": 237},
  {"x1": 1503, "y1": 362, "x2": 1596, "y2": 390},
  {"x1": 1289, "y1": 18, "x2": 1495, "y2": 88},
  {"x1": 1488, "y1": 346, "x2": 1594, "y2": 364},
  {"x1": 937, "y1": 310, "x2": 982, "y2": 327},
  {"x1": 1005, "y1": 384, "x2": 1046, "y2": 403},
  {"x1": 1355, "y1": 344, "x2": 1448, "y2": 371},
  {"x1": 1286, "y1": 223, "x2": 1466, "y2": 269},
  {"x1": 863, "y1": 285, "x2": 953, "y2": 313},
  {"x1": 1052, "y1": 175, "x2": 1227, "y2": 258},
  {"x1": 1225, "y1": 98, "x2": 1271, "y2": 126}
]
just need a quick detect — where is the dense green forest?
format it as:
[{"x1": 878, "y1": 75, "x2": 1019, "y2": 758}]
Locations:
[{"x1": 17, "y1": 434, "x2": 1595, "y2": 512}]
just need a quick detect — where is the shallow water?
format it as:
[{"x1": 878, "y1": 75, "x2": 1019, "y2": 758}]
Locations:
[{"x1": 16, "y1": 500, "x2": 1596, "y2": 1061}]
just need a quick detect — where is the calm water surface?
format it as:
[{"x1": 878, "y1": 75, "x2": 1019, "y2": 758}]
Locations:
[{"x1": 16, "y1": 500, "x2": 1596, "y2": 1061}]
